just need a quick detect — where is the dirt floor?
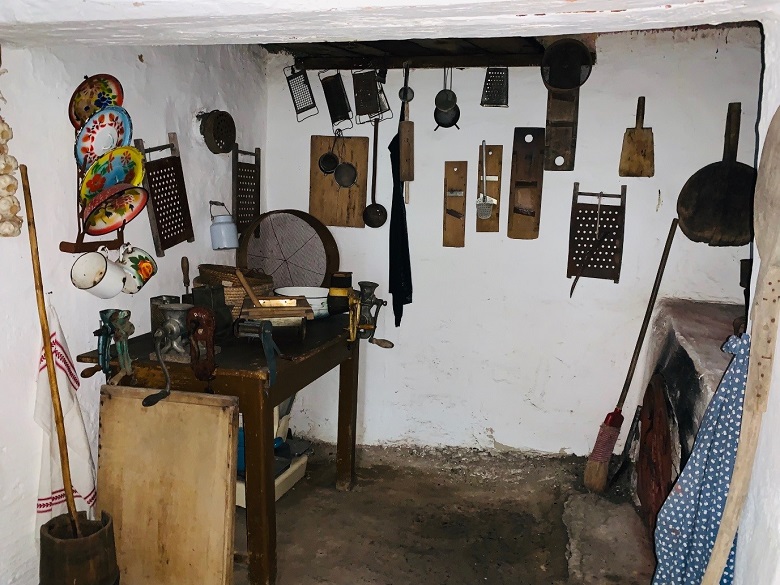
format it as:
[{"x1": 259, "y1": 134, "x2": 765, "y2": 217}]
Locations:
[{"x1": 234, "y1": 445, "x2": 655, "y2": 585}]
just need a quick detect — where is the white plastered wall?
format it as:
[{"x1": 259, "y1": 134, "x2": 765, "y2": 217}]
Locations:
[
  {"x1": 0, "y1": 44, "x2": 267, "y2": 584},
  {"x1": 0, "y1": 1, "x2": 779, "y2": 584},
  {"x1": 264, "y1": 26, "x2": 761, "y2": 454}
]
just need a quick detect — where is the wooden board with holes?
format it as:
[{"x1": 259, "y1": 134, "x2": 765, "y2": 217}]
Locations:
[
  {"x1": 97, "y1": 386, "x2": 238, "y2": 585},
  {"x1": 309, "y1": 135, "x2": 369, "y2": 228},
  {"x1": 544, "y1": 89, "x2": 579, "y2": 171},
  {"x1": 476, "y1": 145, "x2": 503, "y2": 232},
  {"x1": 508, "y1": 128, "x2": 545, "y2": 239},
  {"x1": 443, "y1": 161, "x2": 467, "y2": 247}
]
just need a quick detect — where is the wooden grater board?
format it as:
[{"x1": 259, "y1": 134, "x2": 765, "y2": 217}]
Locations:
[
  {"x1": 544, "y1": 89, "x2": 579, "y2": 171},
  {"x1": 309, "y1": 135, "x2": 369, "y2": 228},
  {"x1": 507, "y1": 128, "x2": 545, "y2": 239},
  {"x1": 443, "y1": 161, "x2": 468, "y2": 247},
  {"x1": 476, "y1": 144, "x2": 503, "y2": 233}
]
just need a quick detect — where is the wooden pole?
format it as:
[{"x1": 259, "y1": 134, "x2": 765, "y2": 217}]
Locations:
[{"x1": 20, "y1": 164, "x2": 82, "y2": 537}]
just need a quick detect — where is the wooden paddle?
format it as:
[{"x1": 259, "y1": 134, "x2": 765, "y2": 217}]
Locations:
[
  {"x1": 701, "y1": 105, "x2": 780, "y2": 583},
  {"x1": 619, "y1": 97, "x2": 654, "y2": 177}
]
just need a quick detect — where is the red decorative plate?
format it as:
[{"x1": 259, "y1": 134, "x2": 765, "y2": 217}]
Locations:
[{"x1": 83, "y1": 183, "x2": 148, "y2": 236}]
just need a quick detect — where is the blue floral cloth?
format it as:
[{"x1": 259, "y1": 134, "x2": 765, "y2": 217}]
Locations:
[{"x1": 652, "y1": 334, "x2": 749, "y2": 585}]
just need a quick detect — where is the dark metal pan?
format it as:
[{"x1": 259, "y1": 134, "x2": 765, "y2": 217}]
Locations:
[
  {"x1": 334, "y1": 161, "x2": 357, "y2": 188},
  {"x1": 677, "y1": 102, "x2": 756, "y2": 247},
  {"x1": 318, "y1": 132, "x2": 341, "y2": 174},
  {"x1": 434, "y1": 105, "x2": 460, "y2": 131}
]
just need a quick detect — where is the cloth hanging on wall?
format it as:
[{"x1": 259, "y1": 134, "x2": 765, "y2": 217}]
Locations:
[
  {"x1": 387, "y1": 133, "x2": 412, "y2": 326},
  {"x1": 652, "y1": 333, "x2": 749, "y2": 585},
  {"x1": 34, "y1": 304, "x2": 96, "y2": 530}
]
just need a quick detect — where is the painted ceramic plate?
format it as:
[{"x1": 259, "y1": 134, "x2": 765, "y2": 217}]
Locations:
[
  {"x1": 74, "y1": 106, "x2": 133, "y2": 168},
  {"x1": 68, "y1": 74, "x2": 124, "y2": 130},
  {"x1": 83, "y1": 184, "x2": 149, "y2": 236},
  {"x1": 79, "y1": 146, "x2": 144, "y2": 206}
]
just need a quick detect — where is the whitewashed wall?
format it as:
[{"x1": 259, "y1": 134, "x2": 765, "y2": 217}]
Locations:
[
  {"x1": 264, "y1": 26, "x2": 761, "y2": 454},
  {"x1": 0, "y1": 44, "x2": 267, "y2": 584}
]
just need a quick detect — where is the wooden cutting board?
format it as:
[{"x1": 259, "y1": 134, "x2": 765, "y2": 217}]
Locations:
[
  {"x1": 309, "y1": 135, "x2": 369, "y2": 227},
  {"x1": 619, "y1": 97, "x2": 654, "y2": 177},
  {"x1": 97, "y1": 386, "x2": 238, "y2": 585}
]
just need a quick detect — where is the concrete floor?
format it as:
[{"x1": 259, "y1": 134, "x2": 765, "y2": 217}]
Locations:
[{"x1": 234, "y1": 446, "x2": 655, "y2": 585}]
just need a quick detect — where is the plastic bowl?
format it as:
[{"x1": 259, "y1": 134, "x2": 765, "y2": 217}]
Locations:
[{"x1": 274, "y1": 286, "x2": 330, "y2": 319}]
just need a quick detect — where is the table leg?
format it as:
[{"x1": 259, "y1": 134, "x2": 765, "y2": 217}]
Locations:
[
  {"x1": 242, "y1": 380, "x2": 277, "y2": 585},
  {"x1": 336, "y1": 341, "x2": 359, "y2": 491}
]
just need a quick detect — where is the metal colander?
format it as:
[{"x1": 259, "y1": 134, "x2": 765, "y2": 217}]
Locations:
[{"x1": 480, "y1": 67, "x2": 509, "y2": 108}]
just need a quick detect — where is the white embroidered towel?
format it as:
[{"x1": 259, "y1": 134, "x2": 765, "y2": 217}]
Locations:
[{"x1": 34, "y1": 304, "x2": 96, "y2": 528}]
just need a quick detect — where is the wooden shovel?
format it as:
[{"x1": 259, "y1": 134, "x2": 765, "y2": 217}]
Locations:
[{"x1": 619, "y1": 96, "x2": 654, "y2": 177}]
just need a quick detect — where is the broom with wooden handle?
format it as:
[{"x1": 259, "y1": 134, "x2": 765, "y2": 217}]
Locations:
[
  {"x1": 584, "y1": 218, "x2": 678, "y2": 492},
  {"x1": 21, "y1": 164, "x2": 82, "y2": 537}
]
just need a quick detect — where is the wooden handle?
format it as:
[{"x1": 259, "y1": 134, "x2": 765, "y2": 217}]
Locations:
[
  {"x1": 723, "y1": 102, "x2": 741, "y2": 163},
  {"x1": 616, "y1": 218, "x2": 678, "y2": 409},
  {"x1": 370, "y1": 120, "x2": 379, "y2": 205},
  {"x1": 235, "y1": 269, "x2": 261, "y2": 307},
  {"x1": 21, "y1": 165, "x2": 82, "y2": 537},
  {"x1": 701, "y1": 266, "x2": 779, "y2": 583},
  {"x1": 635, "y1": 96, "x2": 645, "y2": 128},
  {"x1": 80, "y1": 364, "x2": 102, "y2": 379},
  {"x1": 181, "y1": 256, "x2": 190, "y2": 289}
]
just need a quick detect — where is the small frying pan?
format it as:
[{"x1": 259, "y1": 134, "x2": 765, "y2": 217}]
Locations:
[
  {"x1": 434, "y1": 105, "x2": 460, "y2": 131},
  {"x1": 677, "y1": 102, "x2": 756, "y2": 247},
  {"x1": 318, "y1": 132, "x2": 341, "y2": 174},
  {"x1": 334, "y1": 161, "x2": 357, "y2": 188}
]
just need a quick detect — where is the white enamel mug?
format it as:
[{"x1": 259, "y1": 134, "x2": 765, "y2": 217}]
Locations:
[{"x1": 71, "y1": 247, "x2": 126, "y2": 299}]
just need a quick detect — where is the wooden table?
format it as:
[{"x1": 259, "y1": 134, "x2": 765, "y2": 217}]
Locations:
[{"x1": 77, "y1": 315, "x2": 359, "y2": 585}]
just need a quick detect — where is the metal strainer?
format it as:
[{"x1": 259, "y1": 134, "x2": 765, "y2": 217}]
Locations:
[{"x1": 476, "y1": 140, "x2": 497, "y2": 219}]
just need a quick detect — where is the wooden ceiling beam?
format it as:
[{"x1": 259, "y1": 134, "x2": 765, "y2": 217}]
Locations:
[{"x1": 294, "y1": 52, "x2": 544, "y2": 71}]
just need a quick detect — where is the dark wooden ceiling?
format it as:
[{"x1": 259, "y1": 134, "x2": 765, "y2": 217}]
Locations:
[{"x1": 263, "y1": 36, "x2": 557, "y2": 70}]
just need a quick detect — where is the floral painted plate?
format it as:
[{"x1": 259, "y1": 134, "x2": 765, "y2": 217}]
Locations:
[
  {"x1": 83, "y1": 183, "x2": 149, "y2": 236},
  {"x1": 68, "y1": 74, "x2": 124, "y2": 130},
  {"x1": 75, "y1": 106, "x2": 133, "y2": 168},
  {"x1": 79, "y1": 146, "x2": 144, "y2": 206}
]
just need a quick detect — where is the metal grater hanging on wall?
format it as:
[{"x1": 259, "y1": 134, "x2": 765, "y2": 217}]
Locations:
[
  {"x1": 232, "y1": 145, "x2": 261, "y2": 235},
  {"x1": 284, "y1": 66, "x2": 318, "y2": 122},
  {"x1": 351, "y1": 69, "x2": 393, "y2": 125},
  {"x1": 319, "y1": 70, "x2": 353, "y2": 133},
  {"x1": 480, "y1": 67, "x2": 509, "y2": 108},
  {"x1": 567, "y1": 182, "x2": 626, "y2": 295},
  {"x1": 134, "y1": 133, "x2": 195, "y2": 257}
]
